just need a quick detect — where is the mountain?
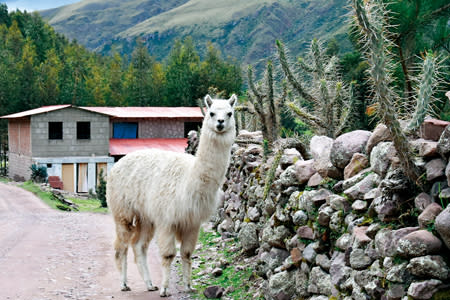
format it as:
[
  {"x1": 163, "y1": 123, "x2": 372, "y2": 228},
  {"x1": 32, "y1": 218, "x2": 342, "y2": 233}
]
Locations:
[{"x1": 41, "y1": 0, "x2": 351, "y2": 67}]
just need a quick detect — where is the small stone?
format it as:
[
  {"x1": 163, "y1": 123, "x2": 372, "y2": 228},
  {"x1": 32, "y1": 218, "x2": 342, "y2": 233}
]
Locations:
[
  {"x1": 397, "y1": 230, "x2": 442, "y2": 257},
  {"x1": 352, "y1": 200, "x2": 368, "y2": 212},
  {"x1": 292, "y1": 210, "x2": 308, "y2": 226},
  {"x1": 212, "y1": 268, "x2": 223, "y2": 277},
  {"x1": 350, "y1": 248, "x2": 373, "y2": 270},
  {"x1": 239, "y1": 222, "x2": 259, "y2": 255},
  {"x1": 344, "y1": 153, "x2": 369, "y2": 180},
  {"x1": 435, "y1": 206, "x2": 450, "y2": 250},
  {"x1": 407, "y1": 279, "x2": 442, "y2": 300},
  {"x1": 307, "y1": 266, "x2": 333, "y2": 295},
  {"x1": 366, "y1": 123, "x2": 391, "y2": 155},
  {"x1": 204, "y1": 285, "x2": 225, "y2": 298},
  {"x1": 315, "y1": 254, "x2": 331, "y2": 271},
  {"x1": 386, "y1": 262, "x2": 409, "y2": 283},
  {"x1": 425, "y1": 158, "x2": 446, "y2": 181},
  {"x1": 290, "y1": 247, "x2": 302, "y2": 265},
  {"x1": 415, "y1": 193, "x2": 433, "y2": 213},
  {"x1": 407, "y1": 255, "x2": 449, "y2": 280},
  {"x1": 418, "y1": 203, "x2": 443, "y2": 229},
  {"x1": 297, "y1": 226, "x2": 314, "y2": 240},
  {"x1": 420, "y1": 118, "x2": 450, "y2": 141},
  {"x1": 294, "y1": 159, "x2": 316, "y2": 184},
  {"x1": 247, "y1": 207, "x2": 260, "y2": 222},
  {"x1": 302, "y1": 242, "x2": 318, "y2": 263},
  {"x1": 307, "y1": 172, "x2": 323, "y2": 187}
]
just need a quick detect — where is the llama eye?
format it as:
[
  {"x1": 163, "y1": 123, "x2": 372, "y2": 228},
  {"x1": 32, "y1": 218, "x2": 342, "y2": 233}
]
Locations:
[
  {"x1": 227, "y1": 112, "x2": 232, "y2": 118},
  {"x1": 210, "y1": 112, "x2": 215, "y2": 117}
]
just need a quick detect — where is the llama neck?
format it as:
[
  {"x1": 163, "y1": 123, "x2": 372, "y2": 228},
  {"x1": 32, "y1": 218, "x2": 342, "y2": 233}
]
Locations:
[{"x1": 193, "y1": 128, "x2": 235, "y2": 187}]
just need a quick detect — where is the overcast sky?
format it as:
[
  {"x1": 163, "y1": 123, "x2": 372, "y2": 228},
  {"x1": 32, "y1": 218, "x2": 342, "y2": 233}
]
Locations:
[{"x1": 1, "y1": 0, "x2": 80, "y2": 12}]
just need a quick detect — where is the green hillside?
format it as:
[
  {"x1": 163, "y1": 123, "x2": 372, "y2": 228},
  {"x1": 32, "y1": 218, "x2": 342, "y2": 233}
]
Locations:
[{"x1": 41, "y1": 0, "x2": 351, "y2": 66}]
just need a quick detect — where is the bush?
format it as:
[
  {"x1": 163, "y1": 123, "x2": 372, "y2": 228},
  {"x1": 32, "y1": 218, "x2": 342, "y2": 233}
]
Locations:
[
  {"x1": 30, "y1": 164, "x2": 47, "y2": 183},
  {"x1": 97, "y1": 169, "x2": 107, "y2": 207}
]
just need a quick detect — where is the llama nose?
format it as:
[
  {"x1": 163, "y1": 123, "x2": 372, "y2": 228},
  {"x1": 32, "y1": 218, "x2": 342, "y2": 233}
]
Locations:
[{"x1": 218, "y1": 119, "x2": 224, "y2": 124}]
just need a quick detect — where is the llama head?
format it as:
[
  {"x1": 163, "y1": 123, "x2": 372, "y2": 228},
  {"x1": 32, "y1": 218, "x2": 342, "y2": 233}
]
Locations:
[{"x1": 203, "y1": 94, "x2": 237, "y2": 134}]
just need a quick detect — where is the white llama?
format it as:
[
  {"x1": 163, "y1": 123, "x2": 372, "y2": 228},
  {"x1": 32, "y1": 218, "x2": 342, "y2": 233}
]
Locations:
[{"x1": 106, "y1": 94, "x2": 237, "y2": 297}]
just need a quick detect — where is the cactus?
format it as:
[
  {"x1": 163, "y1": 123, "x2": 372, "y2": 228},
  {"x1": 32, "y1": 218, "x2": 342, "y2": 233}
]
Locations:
[
  {"x1": 405, "y1": 52, "x2": 439, "y2": 133},
  {"x1": 246, "y1": 60, "x2": 287, "y2": 146},
  {"x1": 277, "y1": 39, "x2": 359, "y2": 138},
  {"x1": 351, "y1": 0, "x2": 424, "y2": 183}
]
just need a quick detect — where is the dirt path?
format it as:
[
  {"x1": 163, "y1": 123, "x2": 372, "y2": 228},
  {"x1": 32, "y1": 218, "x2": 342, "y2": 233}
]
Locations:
[{"x1": 0, "y1": 182, "x2": 188, "y2": 300}]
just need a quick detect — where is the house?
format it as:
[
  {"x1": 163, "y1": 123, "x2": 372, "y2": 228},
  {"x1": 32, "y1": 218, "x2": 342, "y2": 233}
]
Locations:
[{"x1": 0, "y1": 105, "x2": 203, "y2": 193}]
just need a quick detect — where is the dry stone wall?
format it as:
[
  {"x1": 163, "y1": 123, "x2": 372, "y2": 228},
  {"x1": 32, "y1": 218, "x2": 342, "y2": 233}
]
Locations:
[{"x1": 215, "y1": 123, "x2": 450, "y2": 300}]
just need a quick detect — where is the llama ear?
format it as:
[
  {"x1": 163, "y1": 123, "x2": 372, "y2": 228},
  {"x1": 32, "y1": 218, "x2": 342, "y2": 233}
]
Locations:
[
  {"x1": 229, "y1": 94, "x2": 237, "y2": 107},
  {"x1": 204, "y1": 94, "x2": 213, "y2": 108}
]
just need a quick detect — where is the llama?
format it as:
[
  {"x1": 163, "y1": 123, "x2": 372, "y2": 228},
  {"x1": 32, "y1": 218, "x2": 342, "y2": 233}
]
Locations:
[{"x1": 106, "y1": 94, "x2": 236, "y2": 297}]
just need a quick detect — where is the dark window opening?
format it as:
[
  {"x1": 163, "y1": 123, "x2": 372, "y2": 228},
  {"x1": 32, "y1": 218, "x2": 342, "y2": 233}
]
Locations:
[
  {"x1": 49, "y1": 122, "x2": 63, "y2": 140},
  {"x1": 46, "y1": 163, "x2": 52, "y2": 168},
  {"x1": 184, "y1": 122, "x2": 202, "y2": 137},
  {"x1": 113, "y1": 122, "x2": 138, "y2": 139},
  {"x1": 77, "y1": 122, "x2": 91, "y2": 139}
]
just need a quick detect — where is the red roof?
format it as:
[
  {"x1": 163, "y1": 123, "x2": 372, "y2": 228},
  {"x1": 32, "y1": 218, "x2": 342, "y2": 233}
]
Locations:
[
  {"x1": 1, "y1": 105, "x2": 204, "y2": 120},
  {"x1": 81, "y1": 106, "x2": 203, "y2": 119},
  {"x1": 0, "y1": 105, "x2": 71, "y2": 119},
  {"x1": 109, "y1": 138, "x2": 188, "y2": 155}
]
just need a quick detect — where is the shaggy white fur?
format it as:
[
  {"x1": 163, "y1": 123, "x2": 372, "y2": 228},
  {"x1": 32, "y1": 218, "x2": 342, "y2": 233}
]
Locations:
[{"x1": 106, "y1": 94, "x2": 237, "y2": 297}]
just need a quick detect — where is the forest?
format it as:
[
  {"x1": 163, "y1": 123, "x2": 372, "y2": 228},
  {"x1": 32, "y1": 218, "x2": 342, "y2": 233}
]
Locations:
[{"x1": 0, "y1": 3, "x2": 242, "y2": 140}]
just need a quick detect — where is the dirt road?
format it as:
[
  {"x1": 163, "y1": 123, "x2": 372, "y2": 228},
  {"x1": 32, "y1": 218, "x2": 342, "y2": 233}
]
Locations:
[{"x1": 0, "y1": 182, "x2": 187, "y2": 300}]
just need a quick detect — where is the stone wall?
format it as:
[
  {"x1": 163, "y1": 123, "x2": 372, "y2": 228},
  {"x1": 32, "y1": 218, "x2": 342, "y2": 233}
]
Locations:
[{"x1": 215, "y1": 124, "x2": 450, "y2": 300}]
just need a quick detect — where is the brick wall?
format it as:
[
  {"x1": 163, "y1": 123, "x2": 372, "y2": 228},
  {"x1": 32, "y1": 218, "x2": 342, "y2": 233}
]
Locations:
[
  {"x1": 31, "y1": 107, "x2": 110, "y2": 157},
  {"x1": 111, "y1": 117, "x2": 202, "y2": 138},
  {"x1": 8, "y1": 152, "x2": 32, "y2": 181}
]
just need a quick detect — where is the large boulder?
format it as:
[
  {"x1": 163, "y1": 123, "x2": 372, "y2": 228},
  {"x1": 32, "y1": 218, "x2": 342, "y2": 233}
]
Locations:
[
  {"x1": 435, "y1": 206, "x2": 450, "y2": 249},
  {"x1": 374, "y1": 227, "x2": 419, "y2": 257},
  {"x1": 420, "y1": 119, "x2": 450, "y2": 141},
  {"x1": 331, "y1": 130, "x2": 372, "y2": 169}
]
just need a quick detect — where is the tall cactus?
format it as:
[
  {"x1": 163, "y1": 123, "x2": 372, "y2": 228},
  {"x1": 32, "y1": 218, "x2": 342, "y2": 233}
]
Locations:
[
  {"x1": 277, "y1": 39, "x2": 358, "y2": 138},
  {"x1": 246, "y1": 60, "x2": 287, "y2": 146},
  {"x1": 351, "y1": 0, "x2": 422, "y2": 182}
]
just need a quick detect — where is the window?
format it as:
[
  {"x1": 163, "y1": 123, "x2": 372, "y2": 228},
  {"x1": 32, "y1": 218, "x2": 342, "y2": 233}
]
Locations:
[
  {"x1": 77, "y1": 122, "x2": 91, "y2": 139},
  {"x1": 49, "y1": 122, "x2": 63, "y2": 140},
  {"x1": 113, "y1": 122, "x2": 138, "y2": 139}
]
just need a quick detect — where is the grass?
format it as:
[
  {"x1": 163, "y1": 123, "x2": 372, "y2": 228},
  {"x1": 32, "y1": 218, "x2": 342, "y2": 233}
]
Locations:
[
  {"x1": 0, "y1": 176, "x2": 9, "y2": 183},
  {"x1": 179, "y1": 228, "x2": 259, "y2": 300},
  {"x1": 19, "y1": 181, "x2": 108, "y2": 213}
]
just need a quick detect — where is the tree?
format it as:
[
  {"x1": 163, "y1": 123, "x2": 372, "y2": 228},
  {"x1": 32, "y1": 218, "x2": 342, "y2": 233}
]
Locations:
[
  {"x1": 124, "y1": 41, "x2": 165, "y2": 106},
  {"x1": 37, "y1": 49, "x2": 62, "y2": 106},
  {"x1": 165, "y1": 37, "x2": 200, "y2": 106}
]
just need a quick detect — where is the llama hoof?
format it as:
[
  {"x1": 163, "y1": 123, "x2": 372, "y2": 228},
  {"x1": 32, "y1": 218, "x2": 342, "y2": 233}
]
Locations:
[
  {"x1": 159, "y1": 288, "x2": 171, "y2": 297},
  {"x1": 147, "y1": 285, "x2": 159, "y2": 292},
  {"x1": 121, "y1": 285, "x2": 131, "y2": 292},
  {"x1": 185, "y1": 285, "x2": 197, "y2": 293}
]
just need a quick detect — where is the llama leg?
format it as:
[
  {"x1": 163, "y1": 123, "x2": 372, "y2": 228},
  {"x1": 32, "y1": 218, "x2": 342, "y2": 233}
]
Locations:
[
  {"x1": 132, "y1": 226, "x2": 158, "y2": 292},
  {"x1": 158, "y1": 229, "x2": 176, "y2": 297},
  {"x1": 180, "y1": 226, "x2": 200, "y2": 292},
  {"x1": 114, "y1": 237, "x2": 130, "y2": 291}
]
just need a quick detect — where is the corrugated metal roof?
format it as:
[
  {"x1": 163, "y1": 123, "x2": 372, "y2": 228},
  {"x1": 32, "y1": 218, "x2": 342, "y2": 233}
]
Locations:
[
  {"x1": 0, "y1": 105, "x2": 72, "y2": 119},
  {"x1": 81, "y1": 106, "x2": 204, "y2": 119},
  {"x1": 1, "y1": 105, "x2": 204, "y2": 120},
  {"x1": 109, "y1": 138, "x2": 189, "y2": 155}
]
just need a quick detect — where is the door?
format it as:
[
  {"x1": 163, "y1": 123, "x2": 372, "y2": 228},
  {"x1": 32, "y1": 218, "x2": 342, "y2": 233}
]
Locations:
[
  {"x1": 62, "y1": 163, "x2": 74, "y2": 193},
  {"x1": 77, "y1": 163, "x2": 88, "y2": 193}
]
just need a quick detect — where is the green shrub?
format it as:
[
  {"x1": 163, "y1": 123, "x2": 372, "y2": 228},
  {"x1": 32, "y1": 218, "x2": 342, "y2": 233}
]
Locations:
[
  {"x1": 97, "y1": 169, "x2": 107, "y2": 207},
  {"x1": 30, "y1": 164, "x2": 47, "y2": 183}
]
